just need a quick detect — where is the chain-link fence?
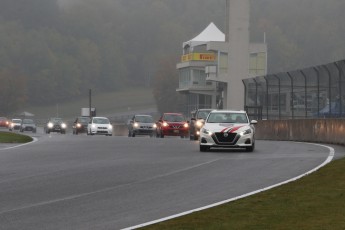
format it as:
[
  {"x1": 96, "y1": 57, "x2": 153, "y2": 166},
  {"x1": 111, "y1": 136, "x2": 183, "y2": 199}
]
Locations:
[{"x1": 243, "y1": 59, "x2": 345, "y2": 120}]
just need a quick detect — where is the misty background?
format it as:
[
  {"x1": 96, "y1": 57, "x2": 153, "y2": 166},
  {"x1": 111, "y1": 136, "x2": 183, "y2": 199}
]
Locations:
[{"x1": 1, "y1": 0, "x2": 345, "y2": 114}]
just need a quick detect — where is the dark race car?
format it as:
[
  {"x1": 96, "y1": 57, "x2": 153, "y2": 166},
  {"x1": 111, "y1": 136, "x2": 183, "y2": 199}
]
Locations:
[
  {"x1": 44, "y1": 117, "x2": 67, "y2": 134},
  {"x1": 20, "y1": 119, "x2": 37, "y2": 133},
  {"x1": 72, "y1": 116, "x2": 90, "y2": 135},
  {"x1": 189, "y1": 109, "x2": 213, "y2": 140},
  {"x1": 127, "y1": 114, "x2": 156, "y2": 137}
]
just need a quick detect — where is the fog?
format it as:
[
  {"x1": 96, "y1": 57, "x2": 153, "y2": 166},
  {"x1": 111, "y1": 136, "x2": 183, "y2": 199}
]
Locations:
[{"x1": 0, "y1": 0, "x2": 344, "y2": 114}]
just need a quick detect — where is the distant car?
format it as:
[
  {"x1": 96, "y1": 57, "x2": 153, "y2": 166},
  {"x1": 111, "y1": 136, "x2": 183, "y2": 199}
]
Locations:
[
  {"x1": 72, "y1": 116, "x2": 90, "y2": 135},
  {"x1": 128, "y1": 115, "x2": 156, "y2": 137},
  {"x1": 189, "y1": 109, "x2": 213, "y2": 140},
  {"x1": 155, "y1": 113, "x2": 189, "y2": 138},
  {"x1": 0, "y1": 117, "x2": 10, "y2": 128},
  {"x1": 9, "y1": 119, "x2": 22, "y2": 131},
  {"x1": 20, "y1": 119, "x2": 37, "y2": 133},
  {"x1": 45, "y1": 118, "x2": 67, "y2": 134},
  {"x1": 87, "y1": 117, "x2": 113, "y2": 136},
  {"x1": 199, "y1": 110, "x2": 257, "y2": 152}
]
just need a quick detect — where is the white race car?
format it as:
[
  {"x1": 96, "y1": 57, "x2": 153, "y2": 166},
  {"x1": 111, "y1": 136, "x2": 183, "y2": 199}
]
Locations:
[
  {"x1": 199, "y1": 110, "x2": 257, "y2": 152},
  {"x1": 87, "y1": 117, "x2": 113, "y2": 136}
]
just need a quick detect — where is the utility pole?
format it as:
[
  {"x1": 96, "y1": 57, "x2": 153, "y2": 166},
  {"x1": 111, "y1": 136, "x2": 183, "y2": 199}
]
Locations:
[{"x1": 89, "y1": 89, "x2": 92, "y2": 119}]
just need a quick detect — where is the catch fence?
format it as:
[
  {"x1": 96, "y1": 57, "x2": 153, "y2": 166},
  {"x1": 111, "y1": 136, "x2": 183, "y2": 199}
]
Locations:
[{"x1": 243, "y1": 59, "x2": 345, "y2": 120}]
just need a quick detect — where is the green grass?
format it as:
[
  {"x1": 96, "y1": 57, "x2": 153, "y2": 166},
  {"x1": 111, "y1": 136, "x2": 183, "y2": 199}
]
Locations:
[
  {"x1": 22, "y1": 87, "x2": 156, "y2": 119},
  {"x1": 142, "y1": 158, "x2": 345, "y2": 230},
  {"x1": 0, "y1": 131, "x2": 33, "y2": 143}
]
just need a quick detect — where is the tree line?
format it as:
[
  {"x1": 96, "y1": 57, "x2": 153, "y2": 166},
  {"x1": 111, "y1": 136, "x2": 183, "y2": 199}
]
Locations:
[{"x1": 1, "y1": 0, "x2": 345, "y2": 114}]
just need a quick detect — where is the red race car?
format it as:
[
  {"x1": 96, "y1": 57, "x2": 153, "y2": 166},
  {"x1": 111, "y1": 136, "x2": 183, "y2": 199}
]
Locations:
[
  {"x1": 156, "y1": 113, "x2": 189, "y2": 138},
  {"x1": 0, "y1": 117, "x2": 10, "y2": 128}
]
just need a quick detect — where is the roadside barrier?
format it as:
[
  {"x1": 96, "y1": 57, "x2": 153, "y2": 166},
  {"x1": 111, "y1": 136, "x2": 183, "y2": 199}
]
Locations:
[{"x1": 255, "y1": 119, "x2": 345, "y2": 145}]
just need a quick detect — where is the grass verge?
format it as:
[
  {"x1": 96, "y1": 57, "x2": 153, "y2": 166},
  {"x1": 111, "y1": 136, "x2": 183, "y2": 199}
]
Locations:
[
  {"x1": 142, "y1": 157, "x2": 345, "y2": 230},
  {"x1": 0, "y1": 131, "x2": 33, "y2": 143}
]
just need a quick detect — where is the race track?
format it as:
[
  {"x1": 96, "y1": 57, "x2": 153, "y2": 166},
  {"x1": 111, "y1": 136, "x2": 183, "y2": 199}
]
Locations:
[{"x1": 0, "y1": 131, "x2": 339, "y2": 230}]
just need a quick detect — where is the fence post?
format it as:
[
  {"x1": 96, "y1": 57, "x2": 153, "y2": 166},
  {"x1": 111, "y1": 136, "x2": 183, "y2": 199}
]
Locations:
[
  {"x1": 273, "y1": 74, "x2": 281, "y2": 119},
  {"x1": 313, "y1": 67, "x2": 320, "y2": 117},
  {"x1": 264, "y1": 76, "x2": 269, "y2": 120},
  {"x1": 287, "y1": 72, "x2": 294, "y2": 119},
  {"x1": 323, "y1": 65, "x2": 332, "y2": 116},
  {"x1": 300, "y1": 70, "x2": 308, "y2": 118},
  {"x1": 334, "y1": 62, "x2": 343, "y2": 116}
]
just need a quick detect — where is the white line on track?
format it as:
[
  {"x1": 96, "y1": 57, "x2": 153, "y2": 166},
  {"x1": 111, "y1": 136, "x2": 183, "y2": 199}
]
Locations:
[
  {"x1": 121, "y1": 142, "x2": 335, "y2": 230},
  {"x1": 0, "y1": 137, "x2": 38, "y2": 151},
  {"x1": 0, "y1": 158, "x2": 222, "y2": 215}
]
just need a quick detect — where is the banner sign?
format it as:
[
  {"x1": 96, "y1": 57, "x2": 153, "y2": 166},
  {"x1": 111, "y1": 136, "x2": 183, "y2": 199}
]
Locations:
[{"x1": 181, "y1": 53, "x2": 216, "y2": 62}]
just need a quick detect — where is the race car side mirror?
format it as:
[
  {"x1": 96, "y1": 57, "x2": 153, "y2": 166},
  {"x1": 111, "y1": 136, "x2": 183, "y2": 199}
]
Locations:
[{"x1": 250, "y1": 120, "x2": 258, "y2": 125}]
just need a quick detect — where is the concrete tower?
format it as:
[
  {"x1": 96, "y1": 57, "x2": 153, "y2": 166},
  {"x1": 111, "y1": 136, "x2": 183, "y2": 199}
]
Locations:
[{"x1": 224, "y1": 0, "x2": 250, "y2": 110}]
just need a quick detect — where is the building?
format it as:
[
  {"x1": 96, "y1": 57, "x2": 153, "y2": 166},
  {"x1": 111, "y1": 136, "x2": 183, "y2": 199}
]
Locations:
[{"x1": 176, "y1": 0, "x2": 267, "y2": 116}]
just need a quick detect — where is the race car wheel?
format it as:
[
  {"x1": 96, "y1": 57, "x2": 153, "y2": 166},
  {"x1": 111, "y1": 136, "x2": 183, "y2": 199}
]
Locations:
[
  {"x1": 199, "y1": 145, "x2": 210, "y2": 152},
  {"x1": 246, "y1": 143, "x2": 255, "y2": 152}
]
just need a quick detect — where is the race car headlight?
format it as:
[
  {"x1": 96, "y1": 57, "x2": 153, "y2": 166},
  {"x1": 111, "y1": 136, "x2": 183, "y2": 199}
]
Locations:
[
  {"x1": 133, "y1": 122, "x2": 139, "y2": 128},
  {"x1": 163, "y1": 122, "x2": 169, "y2": 127},
  {"x1": 48, "y1": 122, "x2": 54, "y2": 128},
  {"x1": 196, "y1": 120, "x2": 203, "y2": 127},
  {"x1": 201, "y1": 128, "x2": 212, "y2": 136},
  {"x1": 153, "y1": 124, "x2": 157, "y2": 128},
  {"x1": 240, "y1": 129, "x2": 252, "y2": 136},
  {"x1": 108, "y1": 124, "x2": 113, "y2": 130},
  {"x1": 61, "y1": 123, "x2": 67, "y2": 129},
  {"x1": 184, "y1": 123, "x2": 189, "y2": 128},
  {"x1": 91, "y1": 124, "x2": 96, "y2": 129}
]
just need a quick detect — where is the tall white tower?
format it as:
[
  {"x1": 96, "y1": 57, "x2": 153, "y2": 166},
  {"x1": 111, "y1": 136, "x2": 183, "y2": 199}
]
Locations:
[{"x1": 224, "y1": 0, "x2": 250, "y2": 110}]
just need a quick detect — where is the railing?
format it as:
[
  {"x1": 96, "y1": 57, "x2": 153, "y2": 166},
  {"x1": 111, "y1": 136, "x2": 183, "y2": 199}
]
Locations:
[{"x1": 243, "y1": 59, "x2": 345, "y2": 120}]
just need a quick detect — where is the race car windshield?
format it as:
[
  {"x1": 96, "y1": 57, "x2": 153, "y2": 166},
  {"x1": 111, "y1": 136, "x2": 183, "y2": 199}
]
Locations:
[
  {"x1": 93, "y1": 118, "x2": 110, "y2": 124},
  {"x1": 197, "y1": 111, "x2": 212, "y2": 119},
  {"x1": 136, "y1": 116, "x2": 153, "y2": 123},
  {"x1": 207, "y1": 113, "x2": 248, "y2": 124},
  {"x1": 51, "y1": 118, "x2": 63, "y2": 123},
  {"x1": 79, "y1": 117, "x2": 90, "y2": 123},
  {"x1": 163, "y1": 114, "x2": 184, "y2": 122},
  {"x1": 23, "y1": 119, "x2": 34, "y2": 124}
]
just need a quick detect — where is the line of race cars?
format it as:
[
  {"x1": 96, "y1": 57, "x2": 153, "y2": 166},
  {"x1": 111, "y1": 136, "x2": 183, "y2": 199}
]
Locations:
[
  {"x1": 0, "y1": 117, "x2": 37, "y2": 133},
  {"x1": 127, "y1": 109, "x2": 257, "y2": 152},
  {"x1": 1, "y1": 109, "x2": 257, "y2": 152},
  {"x1": 45, "y1": 116, "x2": 113, "y2": 136}
]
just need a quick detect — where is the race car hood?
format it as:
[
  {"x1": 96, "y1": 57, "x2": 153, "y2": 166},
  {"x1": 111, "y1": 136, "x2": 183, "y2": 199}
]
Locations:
[
  {"x1": 165, "y1": 121, "x2": 187, "y2": 126},
  {"x1": 203, "y1": 123, "x2": 251, "y2": 133}
]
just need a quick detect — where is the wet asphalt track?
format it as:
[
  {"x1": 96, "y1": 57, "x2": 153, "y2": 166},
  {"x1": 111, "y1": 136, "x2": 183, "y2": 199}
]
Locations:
[{"x1": 0, "y1": 129, "x2": 343, "y2": 230}]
